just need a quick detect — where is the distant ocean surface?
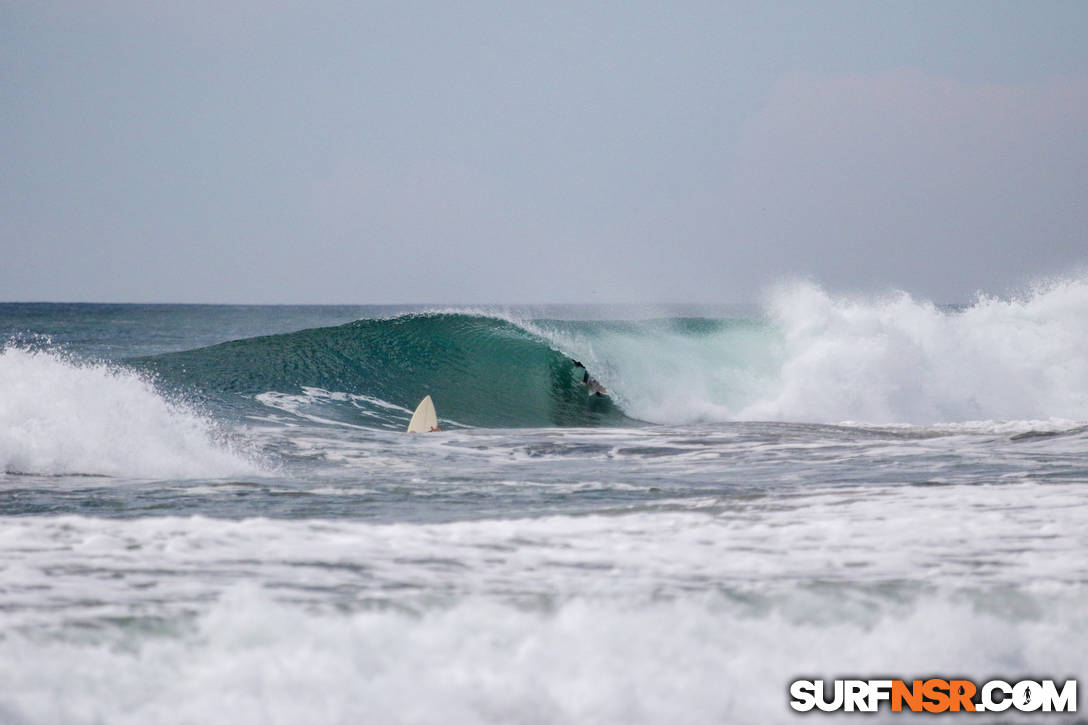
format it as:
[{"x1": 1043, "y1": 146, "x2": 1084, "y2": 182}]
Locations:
[{"x1": 1, "y1": 281, "x2": 1086, "y2": 723}]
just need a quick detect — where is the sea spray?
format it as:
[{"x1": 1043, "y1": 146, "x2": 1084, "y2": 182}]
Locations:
[
  {"x1": 0, "y1": 346, "x2": 258, "y2": 477},
  {"x1": 529, "y1": 316, "x2": 779, "y2": 424},
  {"x1": 738, "y1": 278, "x2": 1088, "y2": 423}
]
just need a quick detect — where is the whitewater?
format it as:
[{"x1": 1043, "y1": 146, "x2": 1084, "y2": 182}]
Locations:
[{"x1": 0, "y1": 280, "x2": 1086, "y2": 723}]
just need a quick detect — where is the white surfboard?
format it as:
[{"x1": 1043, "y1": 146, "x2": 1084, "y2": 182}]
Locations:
[{"x1": 406, "y1": 395, "x2": 438, "y2": 433}]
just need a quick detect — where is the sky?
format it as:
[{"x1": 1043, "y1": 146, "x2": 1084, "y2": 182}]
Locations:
[{"x1": 2, "y1": 1, "x2": 1086, "y2": 304}]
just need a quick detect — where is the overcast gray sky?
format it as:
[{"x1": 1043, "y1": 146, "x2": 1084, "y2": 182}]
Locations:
[{"x1": 3, "y1": 1, "x2": 1086, "y2": 304}]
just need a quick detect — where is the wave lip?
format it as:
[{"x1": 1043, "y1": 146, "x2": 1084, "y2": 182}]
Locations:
[{"x1": 0, "y1": 347, "x2": 258, "y2": 478}]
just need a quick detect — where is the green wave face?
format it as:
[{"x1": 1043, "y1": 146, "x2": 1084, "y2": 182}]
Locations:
[{"x1": 135, "y1": 314, "x2": 629, "y2": 428}]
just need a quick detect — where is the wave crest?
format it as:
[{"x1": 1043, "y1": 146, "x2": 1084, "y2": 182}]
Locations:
[{"x1": 0, "y1": 347, "x2": 257, "y2": 478}]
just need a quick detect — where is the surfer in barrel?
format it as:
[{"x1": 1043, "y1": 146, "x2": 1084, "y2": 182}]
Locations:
[{"x1": 571, "y1": 360, "x2": 607, "y2": 396}]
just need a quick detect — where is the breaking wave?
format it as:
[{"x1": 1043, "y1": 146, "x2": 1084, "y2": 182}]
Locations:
[
  {"x1": 0, "y1": 347, "x2": 257, "y2": 478},
  {"x1": 112, "y1": 276, "x2": 1088, "y2": 428}
]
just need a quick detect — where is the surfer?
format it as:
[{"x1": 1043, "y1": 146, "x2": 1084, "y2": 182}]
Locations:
[{"x1": 571, "y1": 360, "x2": 607, "y2": 396}]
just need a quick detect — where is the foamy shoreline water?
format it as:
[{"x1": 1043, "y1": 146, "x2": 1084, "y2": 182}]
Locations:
[{"x1": 0, "y1": 484, "x2": 1084, "y2": 724}]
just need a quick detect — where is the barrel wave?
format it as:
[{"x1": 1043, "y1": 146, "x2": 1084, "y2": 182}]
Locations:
[
  {"x1": 131, "y1": 276, "x2": 1088, "y2": 430},
  {"x1": 135, "y1": 314, "x2": 628, "y2": 429}
]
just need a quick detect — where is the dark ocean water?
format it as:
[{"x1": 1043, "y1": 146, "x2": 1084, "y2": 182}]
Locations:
[{"x1": 0, "y1": 288, "x2": 1085, "y2": 723}]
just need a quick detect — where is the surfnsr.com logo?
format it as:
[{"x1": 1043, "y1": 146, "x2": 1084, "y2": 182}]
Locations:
[{"x1": 789, "y1": 678, "x2": 1078, "y2": 714}]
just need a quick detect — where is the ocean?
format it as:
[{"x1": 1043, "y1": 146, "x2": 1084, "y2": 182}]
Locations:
[{"x1": 0, "y1": 280, "x2": 1085, "y2": 723}]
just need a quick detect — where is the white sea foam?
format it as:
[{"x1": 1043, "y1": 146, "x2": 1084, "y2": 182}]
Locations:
[
  {"x1": 2, "y1": 481, "x2": 1080, "y2": 608},
  {"x1": 0, "y1": 480, "x2": 1084, "y2": 723},
  {"x1": 0, "y1": 347, "x2": 258, "y2": 478},
  {"x1": 530, "y1": 277, "x2": 1088, "y2": 426},
  {"x1": 0, "y1": 588, "x2": 1083, "y2": 725},
  {"x1": 741, "y1": 277, "x2": 1088, "y2": 424}
]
